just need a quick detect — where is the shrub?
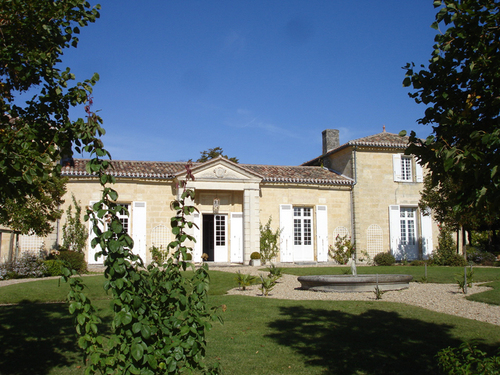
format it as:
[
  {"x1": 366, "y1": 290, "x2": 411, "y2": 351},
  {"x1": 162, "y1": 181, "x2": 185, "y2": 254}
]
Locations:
[
  {"x1": 259, "y1": 275, "x2": 277, "y2": 296},
  {"x1": 250, "y1": 252, "x2": 261, "y2": 260},
  {"x1": 410, "y1": 260, "x2": 426, "y2": 266},
  {"x1": 44, "y1": 259, "x2": 65, "y2": 276},
  {"x1": 328, "y1": 235, "x2": 355, "y2": 265},
  {"x1": 57, "y1": 250, "x2": 87, "y2": 273},
  {"x1": 432, "y1": 225, "x2": 466, "y2": 266},
  {"x1": 467, "y1": 247, "x2": 496, "y2": 266},
  {"x1": 259, "y1": 216, "x2": 282, "y2": 264},
  {"x1": 437, "y1": 342, "x2": 500, "y2": 374},
  {"x1": 373, "y1": 252, "x2": 395, "y2": 266},
  {"x1": 0, "y1": 252, "x2": 47, "y2": 280},
  {"x1": 266, "y1": 263, "x2": 283, "y2": 280},
  {"x1": 235, "y1": 271, "x2": 257, "y2": 290}
]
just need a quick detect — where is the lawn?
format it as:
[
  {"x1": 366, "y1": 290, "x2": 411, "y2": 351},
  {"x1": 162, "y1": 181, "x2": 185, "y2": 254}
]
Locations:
[{"x1": 0, "y1": 267, "x2": 499, "y2": 375}]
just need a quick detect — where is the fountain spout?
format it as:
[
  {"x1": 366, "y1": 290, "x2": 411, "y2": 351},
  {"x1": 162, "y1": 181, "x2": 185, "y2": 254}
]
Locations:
[{"x1": 351, "y1": 256, "x2": 357, "y2": 276}]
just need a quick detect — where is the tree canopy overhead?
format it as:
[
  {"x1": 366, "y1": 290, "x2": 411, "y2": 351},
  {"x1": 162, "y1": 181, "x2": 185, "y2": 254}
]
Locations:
[
  {"x1": 403, "y1": 0, "x2": 500, "y2": 227},
  {"x1": 0, "y1": 0, "x2": 102, "y2": 234},
  {"x1": 196, "y1": 147, "x2": 239, "y2": 163}
]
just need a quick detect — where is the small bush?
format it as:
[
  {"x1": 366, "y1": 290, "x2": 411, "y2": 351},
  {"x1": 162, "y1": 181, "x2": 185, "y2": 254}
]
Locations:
[
  {"x1": 57, "y1": 250, "x2": 87, "y2": 273},
  {"x1": 44, "y1": 259, "x2": 65, "y2": 276},
  {"x1": 0, "y1": 252, "x2": 47, "y2": 280},
  {"x1": 266, "y1": 264, "x2": 283, "y2": 280},
  {"x1": 373, "y1": 252, "x2": 395, "y2": 266},
  {"x1": 328, "y1": 235, "x2": 355, "y2": 265},
  {"x1": 410, "y1": 260, "x2": 426, "y2": 266},
  {"x1": 250, "y1": 252, "x2": 261, "y2": 260},
  {"x1": 437, "y1": 342, "x2": 500, "y2": 374},
  {"x1": 467, "y1": 247, "x2": 497, "y2": 266}
]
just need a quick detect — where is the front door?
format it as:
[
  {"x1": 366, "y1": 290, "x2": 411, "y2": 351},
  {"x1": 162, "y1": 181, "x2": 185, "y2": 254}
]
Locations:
[
  {"x1": 293, "y1": 207, "x2": 314, "y2": 261},
  {"x1": 202, "y1": 214, "x2": 228, "y2": 262}
]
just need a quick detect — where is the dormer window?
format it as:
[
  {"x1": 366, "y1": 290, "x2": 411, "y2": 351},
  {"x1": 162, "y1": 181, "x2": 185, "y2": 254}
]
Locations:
[{"x1": 393, "y1": 154, "x2": 423, "y2": 183}]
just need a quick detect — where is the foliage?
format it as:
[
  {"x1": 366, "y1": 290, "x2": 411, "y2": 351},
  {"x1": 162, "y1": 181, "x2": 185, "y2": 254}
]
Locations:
[
  {"x1": 259, "y1": 275, "x2": 277, "y2": 297},
  {"x1": 259, "y1": 216, "x2": 282, "y2": 264},
  {"x1": 373, "y1": 252, "x2": 395, "y2": 266},
  {"x1": 195, "y1": 147, "x2": 239, "y2": 163},
  {"x1": 456, "y1": 266, "x2": 474, "y2": 294},
  {"x1": 410, "y1": 260, "x2": 427, "y2": 266},
  {"x1": 234, "y1": 271, "x2": 257, "y2": 291},
  {"x1": 149, "y1": 245, "x2": 168, "y2": 264},
  {"x1": 63, "y1": 151, "x2": 221, "y2": 373},
  {"x1": 250, "y1": 251, "x2": 261, "y2": 260},
  {"x1": 43, "y1": 259, "x2": 65, "y2": 276},
  {"x1": 328, "y1": 235, "x2": 355, "y2": 265},
  {"x1": 61, "y1": 194, "x2": 88, "y2": 253},
  {"x1": 402, "y1": 0, "x2": 500, "y2": 230},
  {"x1": 433, "y1": 225, "x2": 467, "y2": 266},
  {"x1": 467, "y1": 247, "x2": 497, "y2": 266},
  {"x1": 266, "y1": 264, "x2": 284, "y2": 280},
  {"x1": 57, "y1": 250, "x2": 87, "y2": 273},
  {"x1": 358, "y1": 249, "x2": 373, "y2": 265},
  {"x1": 437, "y1": 342, "x2": 500, "y2": 375},
  {"x1": 0, "y1": 175, "x2": 67, "y2": 236},
  {"x1": 0, "y1": 252, "x2": 47, "y2": 280},
  {"x1": 374, "y1": 285, "x2": 385, "y2": 300},
  {"x1": 0, "y1": 0, "x2": 102, "y2": 234}
]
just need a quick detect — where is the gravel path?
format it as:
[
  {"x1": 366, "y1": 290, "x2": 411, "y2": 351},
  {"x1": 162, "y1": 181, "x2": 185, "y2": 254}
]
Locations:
[
  {"x1": 211, "y1": 266, "x2": 500, "y2": 326},
  {"x1": 2, "y1": 266, "x2": 499, "y2": 326}
]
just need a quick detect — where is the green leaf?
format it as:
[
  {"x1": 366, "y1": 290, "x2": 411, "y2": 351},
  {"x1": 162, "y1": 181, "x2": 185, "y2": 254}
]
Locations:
[{"x1": 131, "y1": 342, "x2": 144, "y2": 361}]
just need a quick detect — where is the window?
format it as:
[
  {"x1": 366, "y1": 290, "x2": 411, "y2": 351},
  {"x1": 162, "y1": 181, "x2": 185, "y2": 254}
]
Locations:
[
  {"x1": 400, "y1": 208, "x2": 416, "y2": 246},
  {"x1": 401, "y1": 156, "x2": 412, "y2": 181},
  {"x1": 393, "y1": 154, "x2": 423, "y2": 182},
  {"x1": 293, "y1": 207, "x2": 312, "y2": 246}
]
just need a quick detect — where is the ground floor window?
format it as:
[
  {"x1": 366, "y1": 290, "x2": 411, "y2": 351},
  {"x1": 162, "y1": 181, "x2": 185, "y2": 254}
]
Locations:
[{"x1": 294, "y1": 207, "x2": 312, "y2": 246}]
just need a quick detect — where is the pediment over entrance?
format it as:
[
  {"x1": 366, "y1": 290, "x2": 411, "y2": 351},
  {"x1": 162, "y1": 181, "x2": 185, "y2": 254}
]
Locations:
[{"x1": 175, "y1": 157, "x2": 262, "y2": 191}]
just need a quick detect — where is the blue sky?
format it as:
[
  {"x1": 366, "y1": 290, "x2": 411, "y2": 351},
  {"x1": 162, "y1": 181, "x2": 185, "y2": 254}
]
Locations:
[{"x1": 63, "y1": 1, "x2": 439, "y2": 166}]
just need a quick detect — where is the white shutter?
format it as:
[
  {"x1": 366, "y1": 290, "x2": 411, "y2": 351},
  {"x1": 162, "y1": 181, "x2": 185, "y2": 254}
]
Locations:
[
  {"x1": 420, "y1": 209, "x2": 433, "y2": 259},
  {"x1": 87, "y1": 201, "x2": 104, "y2": 264},
  {"x1": 415, "y1": 160, "x2": 424, "y2": 183},
  {"x1": 393, "y1": 154, "x2": 402, "y2": 182},
  {"x1": 132, "y1": 202, "x2": 147, "y2": 263},
  {"x1": 389, "y1": 205, "x2": 400, "y2": 257},
  {"x1": 192, "y1": 213, "x2": 201, "y2": 262},
  {"x1": 230, "y1": 213, "x2": 243, "y2": 263},
  {"x1": 280, "y1": 204, "x2": 293, "y2": 262},
  {"x1": 315, "y1": 205, "x2": 328, "y2": 262}
]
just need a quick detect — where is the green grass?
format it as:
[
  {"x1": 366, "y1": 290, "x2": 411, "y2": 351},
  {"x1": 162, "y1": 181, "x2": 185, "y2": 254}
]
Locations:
[
  {"x1": 1, "y1": 269, "x2": 500, "y2": 374},
  {"x1": 282, "y1": 265, "x2": 500, "y2": 284},
  {"x1": 467, "y1": 280, "x2": 500, "y2": 306}
]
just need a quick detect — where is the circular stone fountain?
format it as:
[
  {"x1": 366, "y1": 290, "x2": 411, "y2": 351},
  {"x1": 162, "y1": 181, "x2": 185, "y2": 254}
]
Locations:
[{"x1": 297, "y1": 274, "x2": 413, "y2": 293}]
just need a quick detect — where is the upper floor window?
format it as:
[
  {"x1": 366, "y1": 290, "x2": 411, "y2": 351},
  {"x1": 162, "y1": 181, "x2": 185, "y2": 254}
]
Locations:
[{"x1": 393, "y1": 154, "x2": 423, "y2": 183}]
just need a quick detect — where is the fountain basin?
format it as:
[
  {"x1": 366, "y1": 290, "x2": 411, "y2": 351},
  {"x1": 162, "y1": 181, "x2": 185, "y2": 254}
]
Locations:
[{"x1": 297, "y1": 274, "x2": 413, "y2": 293}]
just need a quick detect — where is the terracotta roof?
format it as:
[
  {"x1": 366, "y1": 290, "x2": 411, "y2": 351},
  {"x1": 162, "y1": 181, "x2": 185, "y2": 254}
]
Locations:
[
  {"x1": 62, "y1": 159, "x2": 354, "y2": 186},
  {"x1": 348, "y1": 132, "x2": 409, "y2": 148},
  {"x1": 302, "y1": 131, "x2": 409, "y2": 166}
]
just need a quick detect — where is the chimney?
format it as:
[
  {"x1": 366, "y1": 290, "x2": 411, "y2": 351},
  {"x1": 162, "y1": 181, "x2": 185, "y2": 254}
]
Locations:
[{"x1": 322, "y1": 129, "x2": 339, "y2": 155}]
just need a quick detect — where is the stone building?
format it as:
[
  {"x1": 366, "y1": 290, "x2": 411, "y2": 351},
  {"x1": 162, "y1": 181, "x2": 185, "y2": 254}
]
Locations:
[{"x1": 0, "y1": 129, "x2": 437, "y2": 264}]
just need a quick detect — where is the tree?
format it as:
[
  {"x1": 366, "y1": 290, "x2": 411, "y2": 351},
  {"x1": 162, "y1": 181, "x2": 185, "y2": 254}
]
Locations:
[
  {"x1": 196, "y1": 147, "x2": 239, "y2": 163},
  {"x1": 61, "y1": 194, "x2": 88, "y2": 253},
  {"x1": 402, "y1": 0, "x2": 500, "y2": 228},
  {"x1": 0, "y1": 172, "x2": 67, "y2": 236},
  {"x1": 0, "y1": 0, "x2": 102, "y2": 233}
]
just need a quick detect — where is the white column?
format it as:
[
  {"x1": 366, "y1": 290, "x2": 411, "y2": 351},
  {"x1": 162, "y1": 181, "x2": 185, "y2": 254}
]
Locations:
[{"x1": 243, "y1": 187, "x2": 260, "y2": 263}]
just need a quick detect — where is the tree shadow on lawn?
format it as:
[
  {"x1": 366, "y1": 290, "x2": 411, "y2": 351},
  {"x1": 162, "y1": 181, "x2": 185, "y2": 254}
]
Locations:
[
  {"x1": 0, "y1": 300, "x2": 111, "y2": 375},
  {"x1": 265, "y1": 305, "x2": 490, "y2": 375}
]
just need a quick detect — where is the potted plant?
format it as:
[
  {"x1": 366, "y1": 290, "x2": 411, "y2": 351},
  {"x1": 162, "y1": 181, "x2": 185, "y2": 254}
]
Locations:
[{"x1": 250, "y1": 252, "x2": 261, "y2": 266}]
